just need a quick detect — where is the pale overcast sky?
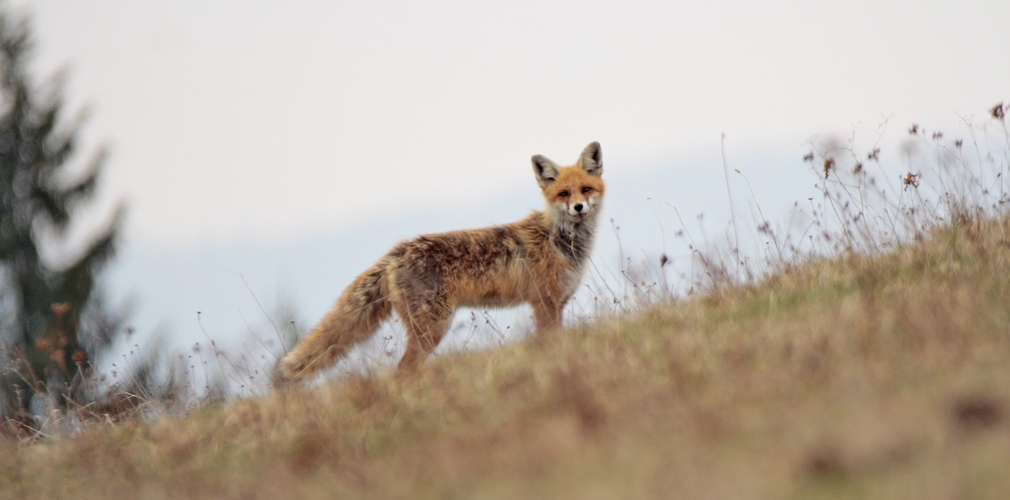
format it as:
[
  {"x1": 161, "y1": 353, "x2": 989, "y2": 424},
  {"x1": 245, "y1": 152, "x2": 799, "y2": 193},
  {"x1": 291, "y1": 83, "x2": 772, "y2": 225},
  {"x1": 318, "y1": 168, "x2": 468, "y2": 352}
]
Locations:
[{"x1": 14, "y1": 0, "x2": 1010, "y2": 251}]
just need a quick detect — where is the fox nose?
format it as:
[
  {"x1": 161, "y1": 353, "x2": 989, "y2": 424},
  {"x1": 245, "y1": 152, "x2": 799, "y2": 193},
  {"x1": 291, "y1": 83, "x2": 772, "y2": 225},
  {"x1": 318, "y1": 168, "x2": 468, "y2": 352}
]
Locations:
[{"x1": 573, "y1": 203, "x2": 584, "y2": 213}]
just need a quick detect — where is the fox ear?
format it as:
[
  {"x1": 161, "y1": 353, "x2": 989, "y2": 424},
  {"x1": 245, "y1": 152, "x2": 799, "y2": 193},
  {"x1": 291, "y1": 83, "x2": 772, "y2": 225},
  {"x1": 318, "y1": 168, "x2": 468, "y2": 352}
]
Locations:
[
  {"x1": 532, "y1": 155, "x2": 560, "y2": 189},
  {"x1": 577, "y1": 141, "x2": 603, "y2": 176}
]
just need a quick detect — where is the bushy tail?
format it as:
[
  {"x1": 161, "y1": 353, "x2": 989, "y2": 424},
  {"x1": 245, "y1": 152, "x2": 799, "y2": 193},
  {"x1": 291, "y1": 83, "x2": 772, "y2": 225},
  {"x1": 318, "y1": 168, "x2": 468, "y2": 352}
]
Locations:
[{"x1": 273, "y1": 255, "x2": 394, "y2": 386}]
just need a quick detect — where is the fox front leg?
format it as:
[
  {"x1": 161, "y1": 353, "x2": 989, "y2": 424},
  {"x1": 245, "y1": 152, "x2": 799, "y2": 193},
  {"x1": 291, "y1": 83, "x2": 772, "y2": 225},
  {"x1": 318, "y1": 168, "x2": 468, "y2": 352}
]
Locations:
[{"x1": 532, "y1": 299, "x2": 564, "y2": 335}]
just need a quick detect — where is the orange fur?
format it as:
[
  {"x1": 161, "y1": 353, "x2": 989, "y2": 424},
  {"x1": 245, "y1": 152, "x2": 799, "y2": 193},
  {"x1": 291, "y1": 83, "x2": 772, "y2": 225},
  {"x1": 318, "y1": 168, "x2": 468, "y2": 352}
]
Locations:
[{"x1": 273, "y1": 142, "x2": 605, "y2": 386}]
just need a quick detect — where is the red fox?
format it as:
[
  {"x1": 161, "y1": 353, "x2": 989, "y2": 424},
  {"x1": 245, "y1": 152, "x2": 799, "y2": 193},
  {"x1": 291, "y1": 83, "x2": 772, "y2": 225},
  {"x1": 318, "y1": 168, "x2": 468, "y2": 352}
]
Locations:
[{"x1": 273, "y1": 142, "x2": 605, "y2": 386}]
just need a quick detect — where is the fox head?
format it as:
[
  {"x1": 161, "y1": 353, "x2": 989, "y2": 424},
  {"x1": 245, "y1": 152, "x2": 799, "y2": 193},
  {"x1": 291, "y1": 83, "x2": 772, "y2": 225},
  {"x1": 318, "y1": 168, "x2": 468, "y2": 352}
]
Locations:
[{"x1": 531, "y1": 142, "x2": 605, "y2": 229}]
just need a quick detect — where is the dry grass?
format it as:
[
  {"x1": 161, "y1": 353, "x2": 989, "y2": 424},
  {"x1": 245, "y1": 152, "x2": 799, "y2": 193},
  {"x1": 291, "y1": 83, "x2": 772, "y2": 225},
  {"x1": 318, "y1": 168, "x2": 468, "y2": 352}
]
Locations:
[
  {"x1": 3, "y1": 215, "x2": 1010, "y2": 499},
  {"x1": 5, "y1": 104, "x2": 1009, "y2": 497}
]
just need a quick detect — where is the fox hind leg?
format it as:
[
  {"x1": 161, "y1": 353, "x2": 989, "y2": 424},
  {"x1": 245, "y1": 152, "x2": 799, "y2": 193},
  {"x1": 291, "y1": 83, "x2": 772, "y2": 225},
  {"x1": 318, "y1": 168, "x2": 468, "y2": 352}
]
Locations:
[{"x1": 394, "y1": 298, "x2": 453, "y2": 370}]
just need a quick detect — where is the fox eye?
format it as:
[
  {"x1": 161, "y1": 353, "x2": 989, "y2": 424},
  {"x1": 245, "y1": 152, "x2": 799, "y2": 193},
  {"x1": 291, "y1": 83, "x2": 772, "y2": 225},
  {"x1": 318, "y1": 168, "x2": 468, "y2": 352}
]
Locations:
[
  {"x1": 581, "y1": 187, "x2": 592, "y2": 194},
  {"x1": 558, "y1": 191, "x2": 569, "y2": 197}
]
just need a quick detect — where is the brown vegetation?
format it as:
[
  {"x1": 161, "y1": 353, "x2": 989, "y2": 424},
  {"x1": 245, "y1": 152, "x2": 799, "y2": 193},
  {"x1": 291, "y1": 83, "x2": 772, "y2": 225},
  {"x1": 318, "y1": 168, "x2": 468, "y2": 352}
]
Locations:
[
  {"x1": 4, "y1": 105, "x2": 1008, "y2": 498},
  {"x1": 3, "y1": 216, "x2": 1010, "y2": 498}
]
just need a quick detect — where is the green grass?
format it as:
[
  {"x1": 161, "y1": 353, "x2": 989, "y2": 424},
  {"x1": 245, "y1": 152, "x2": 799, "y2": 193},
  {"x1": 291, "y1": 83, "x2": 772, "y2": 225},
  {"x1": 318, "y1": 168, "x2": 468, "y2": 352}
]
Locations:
[{"x1": 3, "y1": 217, "x2": 1010, "y2": 499}]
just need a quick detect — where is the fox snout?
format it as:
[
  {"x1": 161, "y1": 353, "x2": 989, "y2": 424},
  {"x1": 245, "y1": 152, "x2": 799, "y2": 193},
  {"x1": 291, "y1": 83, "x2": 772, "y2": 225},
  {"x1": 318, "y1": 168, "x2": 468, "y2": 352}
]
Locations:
[{"x1": 570, "y1": 201, "x2": 590, "y2": 217}]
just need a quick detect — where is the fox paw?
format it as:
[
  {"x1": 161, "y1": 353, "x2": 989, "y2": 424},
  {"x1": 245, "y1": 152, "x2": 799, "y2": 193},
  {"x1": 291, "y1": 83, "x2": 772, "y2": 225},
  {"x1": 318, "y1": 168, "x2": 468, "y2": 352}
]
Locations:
[{"x1": 270, "y1": 363, "x2": 295, "y2": 390}]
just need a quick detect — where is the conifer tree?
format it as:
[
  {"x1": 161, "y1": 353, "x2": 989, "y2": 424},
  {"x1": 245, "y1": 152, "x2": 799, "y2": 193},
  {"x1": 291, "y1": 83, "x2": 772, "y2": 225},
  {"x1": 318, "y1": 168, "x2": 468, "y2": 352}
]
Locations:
[{"x1": 0, "y1": 7, "x2": 122, "y2": 421}]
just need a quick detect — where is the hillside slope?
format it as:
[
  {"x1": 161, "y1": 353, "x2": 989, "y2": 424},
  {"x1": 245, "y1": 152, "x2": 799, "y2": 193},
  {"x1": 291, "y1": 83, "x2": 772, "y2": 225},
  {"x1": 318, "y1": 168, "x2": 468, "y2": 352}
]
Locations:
[{"x1": 5, "y1": 218, "x2": 1010, "y2": 499}]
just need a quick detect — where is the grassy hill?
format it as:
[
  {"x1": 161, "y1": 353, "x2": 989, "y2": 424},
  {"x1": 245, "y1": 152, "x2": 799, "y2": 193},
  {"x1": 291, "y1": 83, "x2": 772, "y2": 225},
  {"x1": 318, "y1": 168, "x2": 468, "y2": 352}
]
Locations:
[{"x1": 4, "y1": 217, "x2": 1010, "y2": 499}]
